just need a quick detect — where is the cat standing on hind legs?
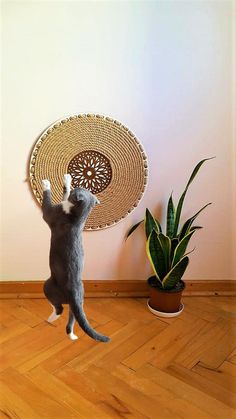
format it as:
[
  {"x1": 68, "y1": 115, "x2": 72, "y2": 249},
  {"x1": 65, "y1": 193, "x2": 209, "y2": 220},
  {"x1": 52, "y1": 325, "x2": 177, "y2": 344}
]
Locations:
[{"x1": 42, "y1": 174, "x2": 110, "y2": 343}]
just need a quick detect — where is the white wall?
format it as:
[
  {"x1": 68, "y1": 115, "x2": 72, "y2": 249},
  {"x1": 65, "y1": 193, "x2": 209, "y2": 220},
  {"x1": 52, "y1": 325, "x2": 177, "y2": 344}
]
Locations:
[{"x1": 1, "y1": 0, "x2": 235, "y2": 281}]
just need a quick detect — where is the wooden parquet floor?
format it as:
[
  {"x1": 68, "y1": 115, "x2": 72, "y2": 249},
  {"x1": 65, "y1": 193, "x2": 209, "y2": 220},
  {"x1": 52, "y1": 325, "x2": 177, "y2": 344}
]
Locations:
[{"x1": 0, "y1": 296, "x2": 235, "y2": 418}]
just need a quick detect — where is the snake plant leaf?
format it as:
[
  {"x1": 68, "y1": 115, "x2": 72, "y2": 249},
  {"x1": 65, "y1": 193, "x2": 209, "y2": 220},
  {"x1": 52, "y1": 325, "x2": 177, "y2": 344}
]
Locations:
[
  {"x1": 166, "y1": 193, "x2": 175, "y2": 238},
  {"x1": 173, "y1": 158, "x2": 214, "y2": 237},
  {"x1": 155, "y1": 218, "x2": 162, "y2": 233},
  {"x1": 189, "y1": 226, "x2": 203, "y2": 232},
  {"x1": 146, "y1": 230, "x2": 165, "y2": 283},
  {"x1": 179, "y1": 203, "x2": 211, "y2": 241},
  {"x1": 158, "y1": 233, "x2": 171, "y2": 272},
  {"x1": 170, "y1": 238, "x2": 179, "y2": 261},
  {"x1": 145, "y1": 208, "x2": 160, "y2": 239},
  {"x1": 125, "y1": 220, "x2": 143, "y2": 240},
  {"x1": 183, "y1": 247, "x2": 196, "y2": 257},
  {"x1": 172, "y1": 230, "x2": 195, "y2": 267},
  {"x1": 162, "y1": 256, "x2": 189, "y2": 290}
]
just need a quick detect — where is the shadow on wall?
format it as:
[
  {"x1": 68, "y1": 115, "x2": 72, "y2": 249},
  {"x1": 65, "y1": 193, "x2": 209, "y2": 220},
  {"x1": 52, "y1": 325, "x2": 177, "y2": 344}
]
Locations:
[{"x1": 115, "y1": 203, "x2": 163, "y2": 280}]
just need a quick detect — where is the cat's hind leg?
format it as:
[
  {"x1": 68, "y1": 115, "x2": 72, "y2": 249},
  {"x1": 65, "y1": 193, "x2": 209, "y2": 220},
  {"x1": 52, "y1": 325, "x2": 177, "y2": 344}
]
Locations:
[
  {"x1": 47, "y1": 303, "x2": 63, "y2": 323},
  {"x1": 66, "y1": 308, "x2": 78, "y2": 340},
  {"x1": 43, "y1": 278, "x2": 64, "y2": 323}
]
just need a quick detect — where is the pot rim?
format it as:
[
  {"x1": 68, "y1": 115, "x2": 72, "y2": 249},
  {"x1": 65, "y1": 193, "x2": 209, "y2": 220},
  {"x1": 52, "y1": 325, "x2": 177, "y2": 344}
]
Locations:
[{"x1": 148, "y1": 276, "x2": 186, "y2": 293}]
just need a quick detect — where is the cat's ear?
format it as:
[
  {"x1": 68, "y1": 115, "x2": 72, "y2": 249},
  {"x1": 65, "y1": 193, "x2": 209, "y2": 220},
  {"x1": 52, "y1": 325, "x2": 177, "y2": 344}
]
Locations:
[
  {"x1": 93, "y1": 196, "x2": 100, "y2": 206},
  {"x1": 74, "y1": 190, "x2": 83, "y2": 202}
]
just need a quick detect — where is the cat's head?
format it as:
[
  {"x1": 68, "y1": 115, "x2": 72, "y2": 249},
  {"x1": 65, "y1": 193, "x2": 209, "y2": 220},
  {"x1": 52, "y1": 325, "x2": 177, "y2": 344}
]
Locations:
[{"x1": 68, "y1": 187, "x2": 100, "y2": 209}]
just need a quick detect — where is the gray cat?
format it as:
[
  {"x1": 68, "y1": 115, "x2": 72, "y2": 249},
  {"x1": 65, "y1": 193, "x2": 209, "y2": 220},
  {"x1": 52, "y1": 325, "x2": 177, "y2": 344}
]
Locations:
[{"x1": 42, "y1": 174, "x2": 110, "y2": 343}]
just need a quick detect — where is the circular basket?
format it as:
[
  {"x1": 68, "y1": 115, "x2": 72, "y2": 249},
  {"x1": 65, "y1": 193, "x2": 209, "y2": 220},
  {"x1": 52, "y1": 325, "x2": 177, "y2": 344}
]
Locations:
[{"x1": 29, "y1": 114, "x2": 148, "y2": 230}]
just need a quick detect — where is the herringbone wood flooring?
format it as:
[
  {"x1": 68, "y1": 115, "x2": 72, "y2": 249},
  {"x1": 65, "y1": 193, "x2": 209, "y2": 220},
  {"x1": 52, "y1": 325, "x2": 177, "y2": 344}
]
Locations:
[{"x1": 0, "y1": 296, "x2": 235, "y2": 418}]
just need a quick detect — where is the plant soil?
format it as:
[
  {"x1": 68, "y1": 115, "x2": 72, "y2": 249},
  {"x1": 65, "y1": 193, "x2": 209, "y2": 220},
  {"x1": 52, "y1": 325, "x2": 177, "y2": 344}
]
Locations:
[{"x1": 147, "y1": 276, "x2": 185, "y2": 293}]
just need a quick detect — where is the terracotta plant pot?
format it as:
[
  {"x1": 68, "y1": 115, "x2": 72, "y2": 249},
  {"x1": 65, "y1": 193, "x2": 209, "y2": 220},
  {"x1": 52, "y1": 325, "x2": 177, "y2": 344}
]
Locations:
[{"x1": 148, "y1": 276, "x2": 185, "y2": 314}]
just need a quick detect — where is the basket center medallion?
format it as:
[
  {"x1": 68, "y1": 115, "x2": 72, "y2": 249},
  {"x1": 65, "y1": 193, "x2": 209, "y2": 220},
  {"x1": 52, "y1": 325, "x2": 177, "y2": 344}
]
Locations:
[{"x1": 68, "y1": 150, "x2": 112, "y2": 194}]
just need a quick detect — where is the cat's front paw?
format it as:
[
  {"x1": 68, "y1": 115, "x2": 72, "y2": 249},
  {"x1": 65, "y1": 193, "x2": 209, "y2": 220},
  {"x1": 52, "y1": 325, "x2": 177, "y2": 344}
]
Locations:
[
  {"x1": 63, "y1": 174, "x2": 72, "y2": 187},
  {"x1": 42, "y1": 179, "x2": 51, "y2": 191}
]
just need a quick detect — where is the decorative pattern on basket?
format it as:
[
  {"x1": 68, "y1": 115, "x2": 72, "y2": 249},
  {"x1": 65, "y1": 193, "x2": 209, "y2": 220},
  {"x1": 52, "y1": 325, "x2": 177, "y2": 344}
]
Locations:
[
  {"x1": 28, "y1": 114, "x2": 148, "y2": 230},
  {"x1": 68, "y1": 150, "x2": 112, "y2": 194}
]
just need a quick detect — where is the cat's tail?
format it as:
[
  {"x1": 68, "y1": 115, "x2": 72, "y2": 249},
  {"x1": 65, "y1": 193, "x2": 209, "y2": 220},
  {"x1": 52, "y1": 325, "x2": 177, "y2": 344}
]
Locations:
[{"x1": 69, "y1": 292, "x2": 110, "y2": 343}]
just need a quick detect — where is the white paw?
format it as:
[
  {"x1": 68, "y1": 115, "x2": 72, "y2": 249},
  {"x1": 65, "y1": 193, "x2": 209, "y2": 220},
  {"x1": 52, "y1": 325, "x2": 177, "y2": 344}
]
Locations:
[
  {"x1": 63, "y1": 174, "x2": 72, "y2": 186},
  {"x1": 47, "y1": 311, "x2": 60, "y2": 323},
  {"x1": 68, "y1": 332, "x2": 78, "y2": 341},
  {"x1": 42, "y1": 179, "x2": 51, "y2": 191},
  {"x1": 47, "y1": 313, "x2": 60, "y2": 323}
]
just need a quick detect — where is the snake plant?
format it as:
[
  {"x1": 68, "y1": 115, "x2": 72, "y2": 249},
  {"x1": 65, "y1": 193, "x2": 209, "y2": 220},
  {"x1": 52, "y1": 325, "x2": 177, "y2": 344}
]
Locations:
[{"x1": 126, "y1": 158, "x2": 213, "y2": 290}]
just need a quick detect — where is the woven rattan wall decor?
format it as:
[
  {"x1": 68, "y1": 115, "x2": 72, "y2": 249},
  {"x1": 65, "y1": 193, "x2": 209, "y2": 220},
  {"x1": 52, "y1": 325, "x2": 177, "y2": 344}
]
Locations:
[{"x1": 29, "y1": 114, "x2": 148, "y2": 230}]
